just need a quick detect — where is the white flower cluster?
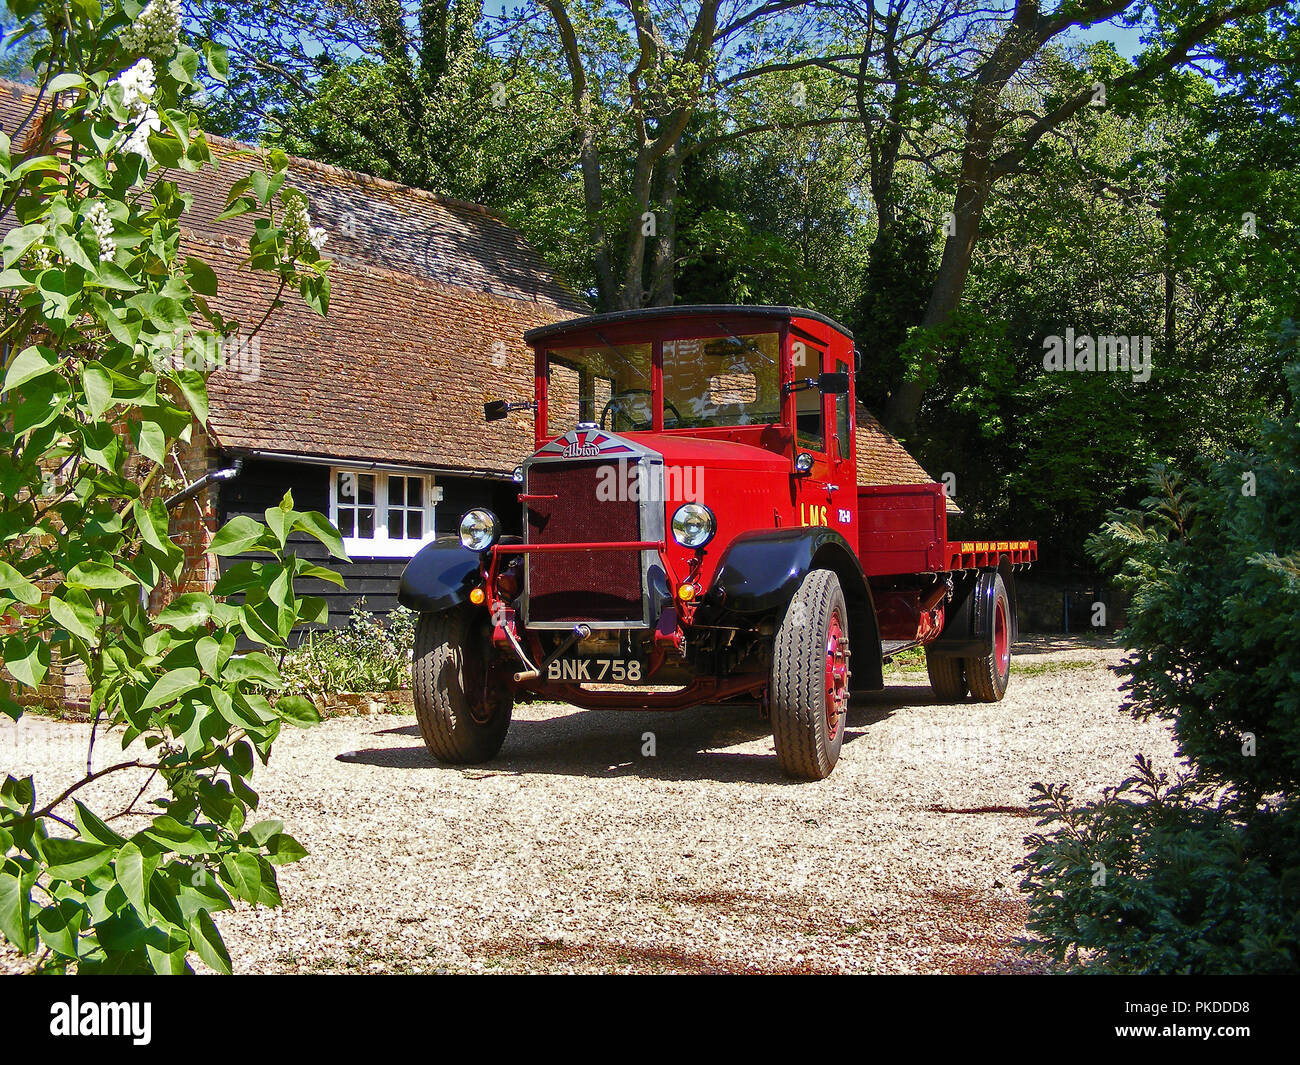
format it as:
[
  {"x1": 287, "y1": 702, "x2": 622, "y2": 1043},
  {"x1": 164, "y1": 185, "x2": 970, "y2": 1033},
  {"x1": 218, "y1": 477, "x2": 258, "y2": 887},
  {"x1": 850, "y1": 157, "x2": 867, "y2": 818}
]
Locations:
[
  {"x1": 112, "y1": 57, "x2": 155, "y2": 115},
  {"x1": 28, "y1": 245, "x2": 54, "y2": 272},
  {"x1": 111, "y1": 59, "x2": 161, "y2": 163},
  {"x1": 121, "y1": 111, "x2": 162, "y2": 159},
  {"x1": 282, "y1": 190, "x2": 328, "y2": 254},
  {"x1": 121, "y1": 0, "x2": 182, "y2": 61},
  {"x1": 84, "y1": 202, "x2": 115, "y2": 263}
]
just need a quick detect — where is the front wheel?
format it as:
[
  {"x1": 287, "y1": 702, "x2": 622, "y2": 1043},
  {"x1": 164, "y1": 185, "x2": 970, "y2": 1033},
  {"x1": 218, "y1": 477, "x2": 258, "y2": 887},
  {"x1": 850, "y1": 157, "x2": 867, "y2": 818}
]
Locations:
[
  {"x1": 770, "y1": 570, "x2": 851, "y2": 780},
  {"x1": 413, "y1": 608, "x2": 514, "y2": 764},
  {"x1": 964, "y1": 574, "x2": 1013, "y2": 702}
]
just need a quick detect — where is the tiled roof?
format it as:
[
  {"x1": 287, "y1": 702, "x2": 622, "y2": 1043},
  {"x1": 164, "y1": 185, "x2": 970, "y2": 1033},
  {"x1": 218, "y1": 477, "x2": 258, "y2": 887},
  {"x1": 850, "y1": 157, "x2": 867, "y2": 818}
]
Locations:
[
  {"x1": 180, "y1": 136, "x2": 589, "y2": 313},
  {"x1": 856, "y1": 405, "x2": 960, "y2": 514},
  {"x1": 192, "y1": 233, "x2": 555, "y2": 476}
]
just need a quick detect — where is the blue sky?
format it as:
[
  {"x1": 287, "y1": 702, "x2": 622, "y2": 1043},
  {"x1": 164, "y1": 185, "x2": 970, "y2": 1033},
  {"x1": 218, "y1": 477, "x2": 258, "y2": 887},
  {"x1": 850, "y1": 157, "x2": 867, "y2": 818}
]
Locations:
[{"x1": 1068, "y1": 20, "x2": 1150, "y2": 60}]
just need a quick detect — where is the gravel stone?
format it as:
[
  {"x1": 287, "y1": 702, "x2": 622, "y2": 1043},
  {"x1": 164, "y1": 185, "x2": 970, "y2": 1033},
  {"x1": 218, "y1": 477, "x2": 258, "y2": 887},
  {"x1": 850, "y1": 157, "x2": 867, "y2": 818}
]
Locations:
[{"x1": 0, "y1": 636, "x2": 1176, "y2": 974}]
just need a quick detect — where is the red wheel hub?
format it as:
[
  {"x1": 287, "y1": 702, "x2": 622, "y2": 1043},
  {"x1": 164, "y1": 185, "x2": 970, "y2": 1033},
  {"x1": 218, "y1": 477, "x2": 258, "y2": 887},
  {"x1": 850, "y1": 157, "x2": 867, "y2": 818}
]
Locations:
[
  {"x1": 825, "y1": 610, "x2": 850, "y2": 739},
  {"x1": 994, "y1": 597, "x2": 1010, "y2": 677}
]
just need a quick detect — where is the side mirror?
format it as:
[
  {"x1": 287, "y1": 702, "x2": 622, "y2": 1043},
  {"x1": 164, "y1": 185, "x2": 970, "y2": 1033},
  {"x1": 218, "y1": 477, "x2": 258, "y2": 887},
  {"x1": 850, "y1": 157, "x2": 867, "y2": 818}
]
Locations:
[
  {"x1": 484, "y1": 400, "x2": 509, "y2": 422},
  {"x1": 819, "y1": 371, "x2": 850, "y2": 395}
]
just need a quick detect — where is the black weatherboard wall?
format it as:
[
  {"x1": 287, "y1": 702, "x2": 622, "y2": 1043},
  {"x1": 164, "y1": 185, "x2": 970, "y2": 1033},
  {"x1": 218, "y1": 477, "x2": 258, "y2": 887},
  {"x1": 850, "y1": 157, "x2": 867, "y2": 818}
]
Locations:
[{"x1": 215, "y1": 456, "x2": 518, "y2": 634}]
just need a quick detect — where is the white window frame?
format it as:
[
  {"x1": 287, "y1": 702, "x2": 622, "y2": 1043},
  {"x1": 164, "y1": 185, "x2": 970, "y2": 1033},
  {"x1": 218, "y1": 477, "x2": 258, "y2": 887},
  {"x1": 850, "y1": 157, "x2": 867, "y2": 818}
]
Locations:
[{"x1": 329, "y1": 468, "x2": 441, "y2": 558}]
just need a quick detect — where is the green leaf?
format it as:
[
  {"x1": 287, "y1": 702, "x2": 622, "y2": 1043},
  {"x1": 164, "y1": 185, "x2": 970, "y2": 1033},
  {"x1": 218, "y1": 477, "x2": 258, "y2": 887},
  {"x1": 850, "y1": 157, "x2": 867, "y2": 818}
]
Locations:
[
  {"x1": 187, "y1": 908, "x2": 231, "y2": 974},
  {"x1": 0, "y1": 561, "x2": 41, "y2": 606},
  {"x1": 185, "y1": 257, "x2": 218, "y2": 296},
  {"x1": 274, "y1": 695, "x2": 321, "y2": 728},
  {"x1": 220, "y1": 852, "x2": 280, "y2": 907},
  {"x1": 1, "y1": 224, "x2": 44, "y2": 269},
  {"x1": 155, "y1": 593, "x2": 215, "y2": 630},
  {"x1": 174, "y1": 369, "x2": 209, "y2": 424},
  {"x1": 41, "y1": 837, "x2": 114, "y2": 880},
  {"x1": 3, "y1": 633, "x2": 49, "y2": 688},
  {"x1": 36, "y1": 899, "x2": 85, "y2": 957},
  {"x1": 90, "y1": 260, "x2": 140, "y2": 291},
  {"x1": 292, "y1": 511, "x2": 347, "y2": 559},
  {"x1": 208, "y1": 515, "x2": 267, "y2": 557},
  {"x1": 140, "y1": 668, "x2": 202, "y2": 709},
  {"x1": 114, "y1": 842, "x2": 149, "y2": 916},
  {"x1": 2, "y1": 344, "x2": 60, "y2": 391},
  {"x1": 0, "y1": 871, "x2": 35, "y2": 953},
  {"x1": 222, "y1": 653, "x2": 281, "y2": 687},
  {"x1": 203, "y1": 40, "x2": 230, "y2": 84},
  {"x1": 81, "y1": 364, "x2": 114, "y2": 419},
  {"x1": 73, "y1": 801, "x2": 127, "y2": 848},
  {"x1": 263, "y1": 832, "x2": 309, "y2": 866},
  {"x1": 49, "y1": 591, "x2": 98, "y2": 644},
  {"x1": 67, "y1": 561, "x2": 137, "y2": 590}
]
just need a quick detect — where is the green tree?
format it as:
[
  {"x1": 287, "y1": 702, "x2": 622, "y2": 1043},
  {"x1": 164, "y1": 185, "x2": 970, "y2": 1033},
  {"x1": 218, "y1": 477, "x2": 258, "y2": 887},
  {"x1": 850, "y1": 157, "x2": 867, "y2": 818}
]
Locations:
[
  {"x1": 1, "y1": 0, "x2": 339, "y2": 972},
  {"x1": 1016, "y1": 334, "x2": 1300, "y2": 972}
]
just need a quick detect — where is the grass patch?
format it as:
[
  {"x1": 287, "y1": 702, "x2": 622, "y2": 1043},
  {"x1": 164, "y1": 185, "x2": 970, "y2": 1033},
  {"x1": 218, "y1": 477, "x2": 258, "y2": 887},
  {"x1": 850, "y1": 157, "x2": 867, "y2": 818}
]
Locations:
[{"x1": 1011, "y1": 659, "x2": 1098, "y2": 678}]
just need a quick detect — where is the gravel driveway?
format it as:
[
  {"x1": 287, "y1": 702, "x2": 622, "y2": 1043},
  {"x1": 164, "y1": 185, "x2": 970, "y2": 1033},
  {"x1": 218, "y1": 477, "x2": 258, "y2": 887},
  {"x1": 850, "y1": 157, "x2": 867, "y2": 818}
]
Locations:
[{"x1": 2, "y1": 636, "x2": 1178, "y2": 974}]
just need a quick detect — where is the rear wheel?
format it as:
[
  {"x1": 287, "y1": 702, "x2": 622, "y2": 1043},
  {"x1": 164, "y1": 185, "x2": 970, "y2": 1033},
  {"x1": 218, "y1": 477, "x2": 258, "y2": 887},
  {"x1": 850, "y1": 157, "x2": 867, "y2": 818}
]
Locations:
[
  {"x1": 925, "y1": 652, "x2": 968, "y2": 701},
  {"x1": 413, "y1": 608, "x2": 513, "y2": 763},
  {"x1": 771, "y1": 570, "x2": 851, "y2": 780},
  {"x1": 965, "y1": 574, "x2": 1012, "y2": 702}
]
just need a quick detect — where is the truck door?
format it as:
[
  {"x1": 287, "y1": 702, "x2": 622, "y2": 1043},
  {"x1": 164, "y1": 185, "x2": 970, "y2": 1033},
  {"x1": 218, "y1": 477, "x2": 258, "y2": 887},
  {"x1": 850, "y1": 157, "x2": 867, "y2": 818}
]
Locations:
[{"x1": 790, "y1": 340, "x2": 852, "y2": 540}]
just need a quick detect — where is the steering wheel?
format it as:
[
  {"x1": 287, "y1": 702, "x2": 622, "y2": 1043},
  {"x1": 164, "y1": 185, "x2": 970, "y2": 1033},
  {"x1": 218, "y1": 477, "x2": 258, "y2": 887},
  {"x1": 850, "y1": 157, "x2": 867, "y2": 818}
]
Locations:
[{"x1": 599, "y1": 389, "x2": 683, "y2": 432}]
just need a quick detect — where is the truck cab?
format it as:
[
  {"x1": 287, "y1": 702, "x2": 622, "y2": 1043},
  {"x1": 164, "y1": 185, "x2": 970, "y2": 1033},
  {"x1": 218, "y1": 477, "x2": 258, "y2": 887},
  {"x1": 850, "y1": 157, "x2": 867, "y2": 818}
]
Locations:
[{"x1": 399, "y1": 305, "x2": 1036, "y2": 779}]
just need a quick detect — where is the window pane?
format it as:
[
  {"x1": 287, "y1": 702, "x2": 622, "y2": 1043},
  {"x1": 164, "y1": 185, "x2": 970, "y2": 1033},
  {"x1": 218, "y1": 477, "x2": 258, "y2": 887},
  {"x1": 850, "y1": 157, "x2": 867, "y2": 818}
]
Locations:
[
  {"x1": 407, "y1": 478, "x2": 423, "y2": 507},
  {"x1": 358, "y1": 507, "x2": 374, "y2": 538},
  {"x1": 338, "y1": 509, "x2": 355, "y2": 538},
  {"x1": 795, "y1": 346, "x2": 826, "y2": 452},
  {"x1": 357, "y1": 475, "x2": 374, "y2": 505},
  {"x1": 388, "y1": 476, "x2": 405, "y2": 507},
  {"x1": 407, "y1": 511, "x2": 423, "y2": 539}
]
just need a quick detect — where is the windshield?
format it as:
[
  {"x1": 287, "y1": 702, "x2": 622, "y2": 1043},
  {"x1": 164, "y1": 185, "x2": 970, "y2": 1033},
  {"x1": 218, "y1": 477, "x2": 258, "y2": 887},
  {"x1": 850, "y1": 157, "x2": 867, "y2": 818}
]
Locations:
[{"x1": 544, "y1": 331, "x2": 781, "y2": 435}]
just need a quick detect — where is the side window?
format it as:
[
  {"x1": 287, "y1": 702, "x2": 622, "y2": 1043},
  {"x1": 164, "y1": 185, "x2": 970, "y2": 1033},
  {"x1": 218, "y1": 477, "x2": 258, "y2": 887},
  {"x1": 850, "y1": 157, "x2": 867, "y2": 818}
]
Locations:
[
  {"x1": 547, "y1": 359, "x2": 581, "y2": 436},
  {"x1": 835, "y1": 390, "x2": 851, "y2": 461},
  {"x1": 795, "y1": 344, "x2": 825, "y2": 452}
]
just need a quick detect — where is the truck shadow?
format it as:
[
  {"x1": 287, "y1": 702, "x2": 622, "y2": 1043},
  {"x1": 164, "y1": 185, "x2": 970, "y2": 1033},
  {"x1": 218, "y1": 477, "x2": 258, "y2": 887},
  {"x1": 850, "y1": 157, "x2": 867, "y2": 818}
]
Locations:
[{"x1": 336, "y1": 694, "x2": 908, "y2": 783}]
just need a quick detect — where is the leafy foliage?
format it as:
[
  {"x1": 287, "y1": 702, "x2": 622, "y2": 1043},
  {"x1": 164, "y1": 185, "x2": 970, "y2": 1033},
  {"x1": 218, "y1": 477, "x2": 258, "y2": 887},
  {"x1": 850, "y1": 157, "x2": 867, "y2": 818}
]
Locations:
[
  {"x1": 0, "y1": 0, "x2": 337, "y2": 972},
  {"x1": 280, "y1": 604, "x2": 416, "y2": 698},
  {"x1": 1016, "y1": 352, "x2": 1300, "y2": 973}
]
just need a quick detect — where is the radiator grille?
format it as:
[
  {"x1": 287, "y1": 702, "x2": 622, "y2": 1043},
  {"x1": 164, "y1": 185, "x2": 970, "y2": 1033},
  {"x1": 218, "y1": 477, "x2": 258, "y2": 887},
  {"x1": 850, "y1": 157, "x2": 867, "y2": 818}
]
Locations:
[{"x1": 526, "y1": 461, "x2": 644, "y2": 624}]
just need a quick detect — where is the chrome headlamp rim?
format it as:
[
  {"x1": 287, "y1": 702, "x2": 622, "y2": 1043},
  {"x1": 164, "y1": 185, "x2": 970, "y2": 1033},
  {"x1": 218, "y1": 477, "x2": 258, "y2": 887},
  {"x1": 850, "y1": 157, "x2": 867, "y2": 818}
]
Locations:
[
  {"x1": 671, "y1": 502, "x2": 716, "y2": 549},
  {"x1": 459, "y1": 507, "x2": 500, "y2": 551}
]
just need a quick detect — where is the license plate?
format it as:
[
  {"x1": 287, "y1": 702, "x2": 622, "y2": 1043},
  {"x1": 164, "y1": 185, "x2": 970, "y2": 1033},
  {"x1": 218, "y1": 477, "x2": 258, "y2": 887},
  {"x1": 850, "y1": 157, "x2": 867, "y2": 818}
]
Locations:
[{"x1": 545, "y1": 657, "x2": 645, "y2": 683}]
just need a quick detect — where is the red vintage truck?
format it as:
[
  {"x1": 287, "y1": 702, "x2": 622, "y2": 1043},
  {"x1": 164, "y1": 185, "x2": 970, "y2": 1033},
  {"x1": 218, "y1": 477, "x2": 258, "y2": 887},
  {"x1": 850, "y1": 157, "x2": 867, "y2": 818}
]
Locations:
[{"x1": 398, "y1": 306, "x2": 1036, "y2": 779}]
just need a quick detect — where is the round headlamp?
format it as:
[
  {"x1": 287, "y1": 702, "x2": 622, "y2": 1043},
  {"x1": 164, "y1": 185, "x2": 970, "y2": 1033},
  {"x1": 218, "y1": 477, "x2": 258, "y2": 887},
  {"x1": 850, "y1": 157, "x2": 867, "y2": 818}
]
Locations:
[
  {"x1": 671, "y1": 503, "x2": 716, "y2": 549},
  {"x1": 459, "y1": 508, "x2": 500, "y2": 552}
]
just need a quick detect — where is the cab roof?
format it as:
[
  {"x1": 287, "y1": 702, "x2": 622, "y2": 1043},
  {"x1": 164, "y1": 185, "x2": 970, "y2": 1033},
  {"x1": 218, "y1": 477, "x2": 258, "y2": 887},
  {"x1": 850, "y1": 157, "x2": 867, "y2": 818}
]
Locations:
[{"x1": 523, "y1": 304, "x2": 854, "y2": 345}]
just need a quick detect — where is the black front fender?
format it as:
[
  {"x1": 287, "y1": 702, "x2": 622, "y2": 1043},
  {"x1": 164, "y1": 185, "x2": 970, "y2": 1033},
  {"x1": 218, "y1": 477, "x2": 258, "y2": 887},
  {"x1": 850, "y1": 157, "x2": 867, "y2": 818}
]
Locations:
[
  {"x1": 397, "y1": 537, "x2": 482, "y2": 614},
  {"x1": 705, "y1": 527, "x2": 853, "y2": 614},
  {"x1": 705, "y1": 527, "x2": 883, "y2": 691}
]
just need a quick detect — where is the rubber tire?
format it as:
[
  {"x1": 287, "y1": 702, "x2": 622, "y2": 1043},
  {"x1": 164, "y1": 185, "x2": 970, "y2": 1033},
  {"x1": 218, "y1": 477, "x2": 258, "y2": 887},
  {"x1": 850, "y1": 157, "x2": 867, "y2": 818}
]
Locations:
[
  {"x1": 925, "y1": 651, "x2": 968, "y2": 701},
  {"x1": 964, "y1": 574, "x2": 1012, "y2": 703},
  {"x1": 771, "y1": 569, "x2": 849, "y2": 781},
  {"x1": 413, "y1": 608, "x2": 513, "y2": 764}
]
